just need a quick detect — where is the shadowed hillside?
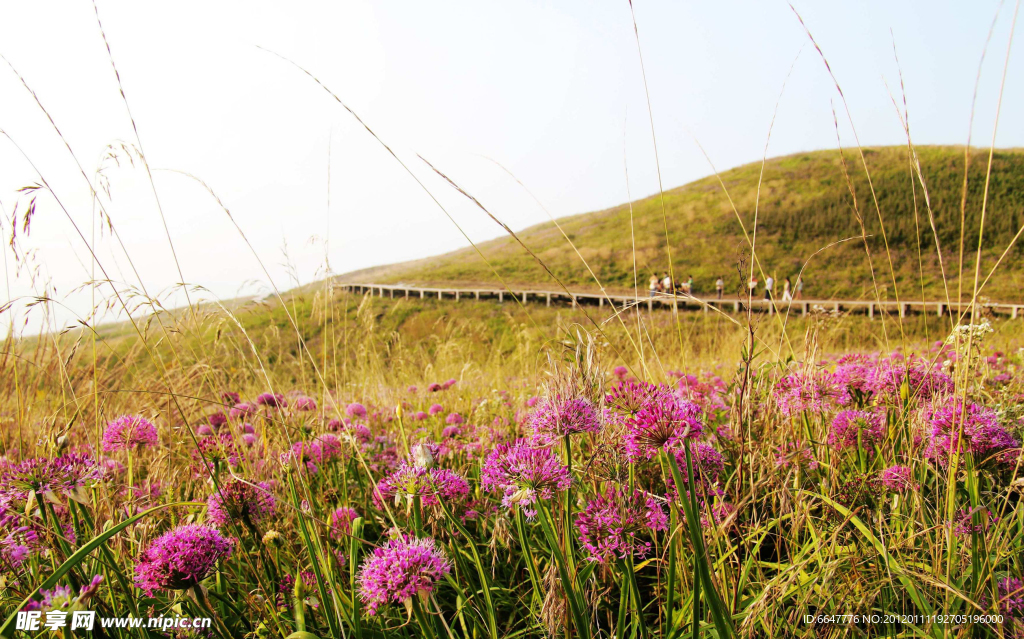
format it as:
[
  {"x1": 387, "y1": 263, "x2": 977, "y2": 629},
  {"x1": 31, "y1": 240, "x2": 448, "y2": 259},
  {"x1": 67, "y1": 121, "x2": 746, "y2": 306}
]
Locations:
[{"x1": 338, "y1": 146, "x2": 1024, "y2": 301}]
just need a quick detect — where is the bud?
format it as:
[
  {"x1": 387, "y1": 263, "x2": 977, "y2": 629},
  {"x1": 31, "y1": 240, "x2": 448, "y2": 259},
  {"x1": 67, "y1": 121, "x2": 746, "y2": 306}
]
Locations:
[
  {"x1": 411, "y1": 443, "x2": 434, "y2": 469},
  {"x1": 262, "y1": 530, "x2": 281, "y2": 546}
]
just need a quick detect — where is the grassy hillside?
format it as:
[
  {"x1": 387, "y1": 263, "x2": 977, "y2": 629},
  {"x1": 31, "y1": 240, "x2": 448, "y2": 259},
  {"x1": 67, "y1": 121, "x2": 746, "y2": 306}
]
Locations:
[{"x1": 338, "y1": 146, "x2": 1024, "y2": 302}]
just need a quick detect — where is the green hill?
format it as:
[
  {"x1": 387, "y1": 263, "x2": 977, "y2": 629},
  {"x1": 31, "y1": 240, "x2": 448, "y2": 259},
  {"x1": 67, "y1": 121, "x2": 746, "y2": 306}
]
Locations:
[{"x1": 337, "y1": 146, "x2": 1024, "y2": 302}]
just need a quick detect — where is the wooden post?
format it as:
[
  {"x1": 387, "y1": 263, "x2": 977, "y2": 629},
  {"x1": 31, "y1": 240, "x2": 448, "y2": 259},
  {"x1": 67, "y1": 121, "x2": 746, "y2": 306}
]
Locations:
[
  {"x1": 801, "y1": 303, "x2": 808, "y2": 317},
  {"x1": 523, "y1": 292, "x2": 528, "y2": 304},
  {"x1": 455, "y1": 291, "x2": 459, "y2": 301},
  {"x1": 499, "y1": 291, "x2": 503, "y2": 303},
  {"x1": 647, "y1": 298, "x2": 653, "y2": 312},
  {"x1": 546, "y1": 293, "x2": 551, "y2": 307},
  {"x1": 475, "y1": 291, "x2": 480, "y2": 301},
  {"x1": 389, "y1": 289, "x2": 394, "y2": 299},
  {"x1": 733, "y1": 301, "x2": 739, "y2": 312},
  {"x1": 420, "y1": 290, "x2": 424, "y2": 299},
  {"x1": 868, "y1": 303, "x2": 874, "y2": 319},
  {"x1": 404, "y1": 289, "x2": 409, "y2": 298},
  {"x1": 437, "y1": 291, "x2": 442, "y2": 300},
  {"x1": 599, "y1": 297, "x2": 604, "y2": 308},
  {"x1": 899, "y1": 303, "x2": 906, "y2": 318},
  {"x1": 936, "y1": 303, "x2": 944, "y2": 317},
  {"x1": 1013, "y1": 306, "x2": 1019, "y2": 319}
]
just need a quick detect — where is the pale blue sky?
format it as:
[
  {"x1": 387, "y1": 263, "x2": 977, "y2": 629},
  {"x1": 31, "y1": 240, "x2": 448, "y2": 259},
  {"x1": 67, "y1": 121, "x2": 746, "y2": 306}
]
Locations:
[{"x1": 0, "y1": 1, "x2": 1020, "y2": 332}]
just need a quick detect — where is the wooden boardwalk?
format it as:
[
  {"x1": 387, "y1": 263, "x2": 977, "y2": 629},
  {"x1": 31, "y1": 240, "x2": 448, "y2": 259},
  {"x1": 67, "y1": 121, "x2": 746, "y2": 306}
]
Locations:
[{"x1": 340, "y1": 283, "x2": 1023, "y2": 319}]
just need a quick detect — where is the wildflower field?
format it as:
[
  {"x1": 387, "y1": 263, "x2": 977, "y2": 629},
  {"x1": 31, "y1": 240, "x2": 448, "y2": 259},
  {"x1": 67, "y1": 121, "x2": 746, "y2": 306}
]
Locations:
[{"x1": 1, "y1": 288, "x2": 1023, "y2": 639}]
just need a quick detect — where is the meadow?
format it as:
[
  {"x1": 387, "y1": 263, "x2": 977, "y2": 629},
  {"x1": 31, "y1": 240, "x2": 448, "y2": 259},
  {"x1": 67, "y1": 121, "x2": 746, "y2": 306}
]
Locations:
[{"x1": 1, "y1": 286, "x2": 1023, "y2": 638}]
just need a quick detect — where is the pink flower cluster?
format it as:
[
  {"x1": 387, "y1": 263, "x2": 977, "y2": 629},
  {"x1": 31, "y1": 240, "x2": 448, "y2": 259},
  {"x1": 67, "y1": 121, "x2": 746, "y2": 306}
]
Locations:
[
  {"x1": 481, "y1": 439, "x2": 571, "y2": 516},
  {"x1": 575, "y1": 486, "x2": 666, "y2": 563},
  {"x1": 102, "y1": 415, "x2": 159, "y2": 452},
  {"x1": 135, "y1": 525, "x2": 233, "y2": 594},
  {"x1": 357, "y1": 536, "x2": 451, "y2": 616}
]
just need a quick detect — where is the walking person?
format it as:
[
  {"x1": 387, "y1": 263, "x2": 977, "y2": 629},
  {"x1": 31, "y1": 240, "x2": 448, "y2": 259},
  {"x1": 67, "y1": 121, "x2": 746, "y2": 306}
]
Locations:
[
  {"x1": 795, "y1": 275, "x2": 804, "y2": 300},
  {"x1": 715, "y1": 276, "x2": 724, "y2": 300},
  {"x1": 649, "y1": 274, "x2": 659, "y2": 298},
  {"x1": 782, "y1": 277, "x2": 793, "y2": 302},
  {"x1": 764, "y1": 274, "x2": 774, "y2": 301}
]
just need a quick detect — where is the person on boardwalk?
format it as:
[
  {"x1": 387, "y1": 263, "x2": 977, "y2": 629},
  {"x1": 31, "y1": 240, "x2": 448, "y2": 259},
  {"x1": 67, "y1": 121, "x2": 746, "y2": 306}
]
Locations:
[
  {"x1": 649, "y1": 274, "x2": 659, "y2": 297},
  {"x1": 686, "y1": 275, "x2": 694, "y2": 296},
  {"x1": 782, "y1": 277, "x2": 793, "y2": 302},
  {"x1": 795, "y1": 275, "x2": 804, "y2": 300},
  {"x1": 715, "y1": 276, "x2": 724, "y2": 300},
  {"x1": 662, "y1": 272, "x2": 673, "y2": 295},
  {"x1": 748, "y1": 275, "x2": 758, "y2": 297},
  {"x1": 764, "y1": 275, "x2": 775, "y2": 300}
]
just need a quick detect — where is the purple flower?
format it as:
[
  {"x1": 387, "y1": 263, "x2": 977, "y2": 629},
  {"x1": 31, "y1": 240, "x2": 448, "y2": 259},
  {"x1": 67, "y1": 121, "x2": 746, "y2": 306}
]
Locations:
[
  {"x1": 445, "y1": 413, "x2": 464, "y2": 425},
  {"x1": 221, "y1": 392, "x2": 241, "y2": 405},
  {"x1": 612, "y1": 365, "x2": 629, "y2": 379},
  {"x1": 0, "y1": 453, "x2": 103, "y2": 507},
  {"x1": 993, "y1": 577, "x2": 1024, "y2": 617},
  {"x1": 624, "y1": 394, "x2": 703, "y2": 460},
  {"x1": 878, "y1": 465, "x2": 915, "y2": 492},
  {"x1": 443, "y1": 378, "x2": 458, "y2": 389},
  {"x1": 206, "y1": 479, "x2": 276, "y2": 528},
  {"x1": 699, "y1": 501, "x2": 737, "y2": 529},
  {"x1": 673, "y1": 442, "x2": 725, "y2": 487},
  {"x1": 329, "y1": 507, "x2": 360, "y2": 541},
  {"x1": 828, "y1": 409, "x2": 885, "y2": 452},
  {"x1": 952, "y1": 506, "x2": 997, "y2": 537},
  {"x1": 208, "y1": 411, "x2": 228, "y2": 429},
  {"x1": 242, "y1": 423, "x2": 256, "y2": 434},
  {"x1": 102, "y1": 415, "x2": 159, "y2": 452},
  {"x1": 374, "y1": 463, "x2": 469, "y2": 507},
  {"x1": 481, "y1": 439, "x2": 571, "y2": 515},
  {"x1": 876, "y1": 360, "x2": 953, "y2": 402},
  {"x1": 575, "y1": 485, "x2": 666, "y2": 563},
  {"x1": 775, "y1": 369, "x2": 849, "y2": 416},
  {"x1": 346, "y1": 403, "x2": 367, "y2": 419},
  {"x1": 428, "y1": 404, "x2": 444, "y2": 416},
  {"x1": 256, "y1": 392, "x2": 286, "y2": 408},
  {"x1": 529, "y1": 396, "x2": 601, "y2": 440},
  {"x1": 357, "y1": 537, "x2": 451, "y2": 616},
  {"x1": 290, "y1": 434, "x2": 344, "y2": 468},
  {"x1": 293, "y1": 397, "x2": 317, "y2": 412},
  {"x1": 427, "y1": 383, "x2": 443, "y2": 393},
  {"x1": 230, "y1": 402, "x2": 257, "y2": 420},
  {"x1": 407, "y1": 386, "x2": 418, "y2": 393},
  {"x1": 924, "y1": 399, "x2": 1019, "y2": 466},
  {"x1": 606, "y1": 380, "x2": 663, "y2": 415},
  {"x1": 197, "y1": 424, "x2": 214, "y2": 437},
  {"x1": 134, "y1": 525, "x2": 232, "y2": 594}
]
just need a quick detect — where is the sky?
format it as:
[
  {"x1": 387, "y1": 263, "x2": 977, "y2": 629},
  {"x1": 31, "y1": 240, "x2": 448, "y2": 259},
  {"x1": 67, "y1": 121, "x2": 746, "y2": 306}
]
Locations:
[{"x1": 0, "y1": 0, "x2": 1021, "y2": 335}]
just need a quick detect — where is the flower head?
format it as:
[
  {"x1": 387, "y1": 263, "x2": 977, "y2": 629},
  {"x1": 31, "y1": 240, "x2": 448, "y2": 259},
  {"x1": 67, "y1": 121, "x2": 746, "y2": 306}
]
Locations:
[
  {"x1": 481, "y1": 439, "x2": 571, "y2": 515},
  {"x1": 230, "y1": 402, "x2": 257, "y2": 420},
  {"x1": 879, "y1": 465, "x2": 915, "y2": 492},
  {"x1": 529, "y1": 396, "x2": 601, "y2": 442},
  {"x1": 206, "y1": 479, "x2": 276, "y2": 528},
  {"x1": 346, "y1": 403, "x2": 367, "y2": 419},
  {"x1": 329, "y1": 507, "x2": 360, "y2": 541},
  {"x1": 357, "y1": 537, "x2": 451, "y2": 616},
  {"x1": 374, "y1": 463, "x2": 469, "y2": 507},
  {"x1": 575, "y1": 486, "x2": 666, "y2": 563},
  {"x1": 256, "y1": 393, "x2": 286, "y2": 408},
  {"x1": 624, "y1": 394, "x2": 703, "y2": 460},
  {"x1": 775, "y1": 369, "x2": 849, "y2": 416},
  {"x1": 924, "y1": 399, "x2": 1019, "y2": 466},
  {"x1": 293, "y1": 397, "x2": 317, "y2": 412},
  {"x1": 102, "y1": 415, "x2": 159, "y2": 452},
  {"x1": 134, "y1": 525, "x2": 232, "y2": 594},
  {"x1": 828, "y1": 409, "x2": 885, "y2": 452}
]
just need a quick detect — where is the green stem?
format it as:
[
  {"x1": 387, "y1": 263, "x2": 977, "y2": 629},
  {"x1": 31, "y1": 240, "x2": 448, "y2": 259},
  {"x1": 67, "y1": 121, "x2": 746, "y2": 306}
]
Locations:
[{"x1": 538, "y1": 502, "x2": 591, "y2": 639}]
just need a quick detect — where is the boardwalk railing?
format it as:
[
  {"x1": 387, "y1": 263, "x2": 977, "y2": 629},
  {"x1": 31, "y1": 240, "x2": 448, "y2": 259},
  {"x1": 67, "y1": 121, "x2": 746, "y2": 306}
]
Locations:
[{"x1": 339, "y1": 283, "x2": 1023, "y2": 319}]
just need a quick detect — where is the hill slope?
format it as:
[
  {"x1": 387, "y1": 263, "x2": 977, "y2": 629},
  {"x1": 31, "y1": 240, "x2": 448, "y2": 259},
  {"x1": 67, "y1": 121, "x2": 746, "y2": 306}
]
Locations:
[{"x1": 338, "y1": 146, "x2": 1024, "y2": 301}]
